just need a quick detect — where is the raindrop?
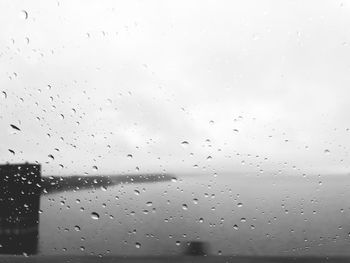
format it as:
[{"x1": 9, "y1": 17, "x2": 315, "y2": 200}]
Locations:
[
  {"x1": 80, "y1": 246, "x2": 85, "y2": 251},
  {"x1": 146, "y1": 202, "x2": 152, "y2": 206},
  {"x1": 182, "y1": 204, "x2": 188, "y2": 210},
  {"x1": 233, "y1": 224, "x2": 239, "y2": 230},
  {"x1": 74, "y1": 225, "x2": 81, "y2": 231},
  {"x1": 176, "y1": 241, "x2": 181, "y2": 246},
  {"x1": 8, "y1": 149, "x2": 15, "y2": 155},
  {"x1": 127, "y1": 154, "x2": 133, "y2": 158},
  {"x1": 181, "y1": 141, "x2": 189, "y2": 148},
  {"x1": 135, "y1": 242, "x2": 141, "y2": 248},
  {"x1": 233, "y1": 129, "x2": 239, "y2": 133},
  {"x1": 206, "y1": 156, "x2": 212, "y2": 161},
  {"x1": 324, "y1": 149, "x2": 330, "y2": 154},
  {"x1": 237, "y1": 202, "x2": 243, "y2": 207},
  {"x1": 20, "y1": 10, "x2": 28, "y2": 20},
  {"x1": 134, "y1": 189, "x2": 140, "y2": 195},
  {"x1": 92, "y1": 166, "x2": 98, "y2": 171},
  {"x1": 1, "y1": 91, "x2": 7, "y2": 99},
  {"x1": 48, "y1": 154, "x2": 54, "y2": 160},
  {"x1": 10, "y1": 124, "x2": 21, "y2": 131},
  {"x1": 91, "y1": 212, "x2": 100, "y2": 220}
]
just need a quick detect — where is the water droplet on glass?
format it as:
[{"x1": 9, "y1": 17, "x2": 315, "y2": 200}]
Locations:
[
  {"x1": 1, "y1": 91, "x2": 7, "y2": 99},
  {"x1": 8, "y1": 149, "x2": 15, "y2": 155},
  {"x1": 324, "y1": 149, "x2": 330, "y2": 154},
  {"x1": 134, "y1": 189, "x2": 140, "y2": 195},
  {"x1": 233, "y1": 224, "x2": 239, "y2": 230},
  {"x1": 237, "y1": 202, "x2": 243, "y2": 207},
  {"x1": 92, "y1": 166, "x2": 98, "y2": 171},
  {"x1": 74, "y1": 225, "x2": 81, "y2": 231},
  {"x1": 127, "y1": 154, "x2": 133, "y2": 158},
  {"x1": 20, "y1": 10, "x2": 28, "y2": 20},
  {"x1": 181, "y1": 141, "x2": 189, "y2": 148},
  {"x1": 91, "y1": 212, "x2": 100, "y2": 220},
  {"x1": 182, "y1": 204, "x2": 188, "y2": 210},
  {"x1": 146, "y1": 201, "x2": 152, "y2": 206},
  {"x1": 10, "y1": 124, "x2": 21, "y2": 131},
  {"x1": 135, "y1": 242, "x2": 141, "y2": 248}
]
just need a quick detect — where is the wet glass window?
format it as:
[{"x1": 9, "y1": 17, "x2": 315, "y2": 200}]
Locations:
[{"x1": 1, "y1": 1, "x2": 350, "y2": 262}]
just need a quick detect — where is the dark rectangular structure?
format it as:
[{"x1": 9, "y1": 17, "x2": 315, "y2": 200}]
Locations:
[{"x1": 0, "y1": 163, "x2": 41, "y2": 255}]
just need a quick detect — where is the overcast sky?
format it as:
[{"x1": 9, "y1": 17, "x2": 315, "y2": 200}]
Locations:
[{"x1": 1, "y1": 0, "x2": 350, "y2": 176}]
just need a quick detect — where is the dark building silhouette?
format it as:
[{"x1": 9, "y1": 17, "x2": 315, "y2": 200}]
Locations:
[{"x1": 0, "y1": 163, "x2": 41, "y2": 255}]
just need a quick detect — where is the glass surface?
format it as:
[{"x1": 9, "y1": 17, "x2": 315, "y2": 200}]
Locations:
[{"x1": 1, "y1": 1, "x2": 350, "y2": 262}]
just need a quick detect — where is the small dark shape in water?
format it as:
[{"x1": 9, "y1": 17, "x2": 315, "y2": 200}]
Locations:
[{"x1": 184, "y1": 241, "x2": 209, "y2": 256}]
